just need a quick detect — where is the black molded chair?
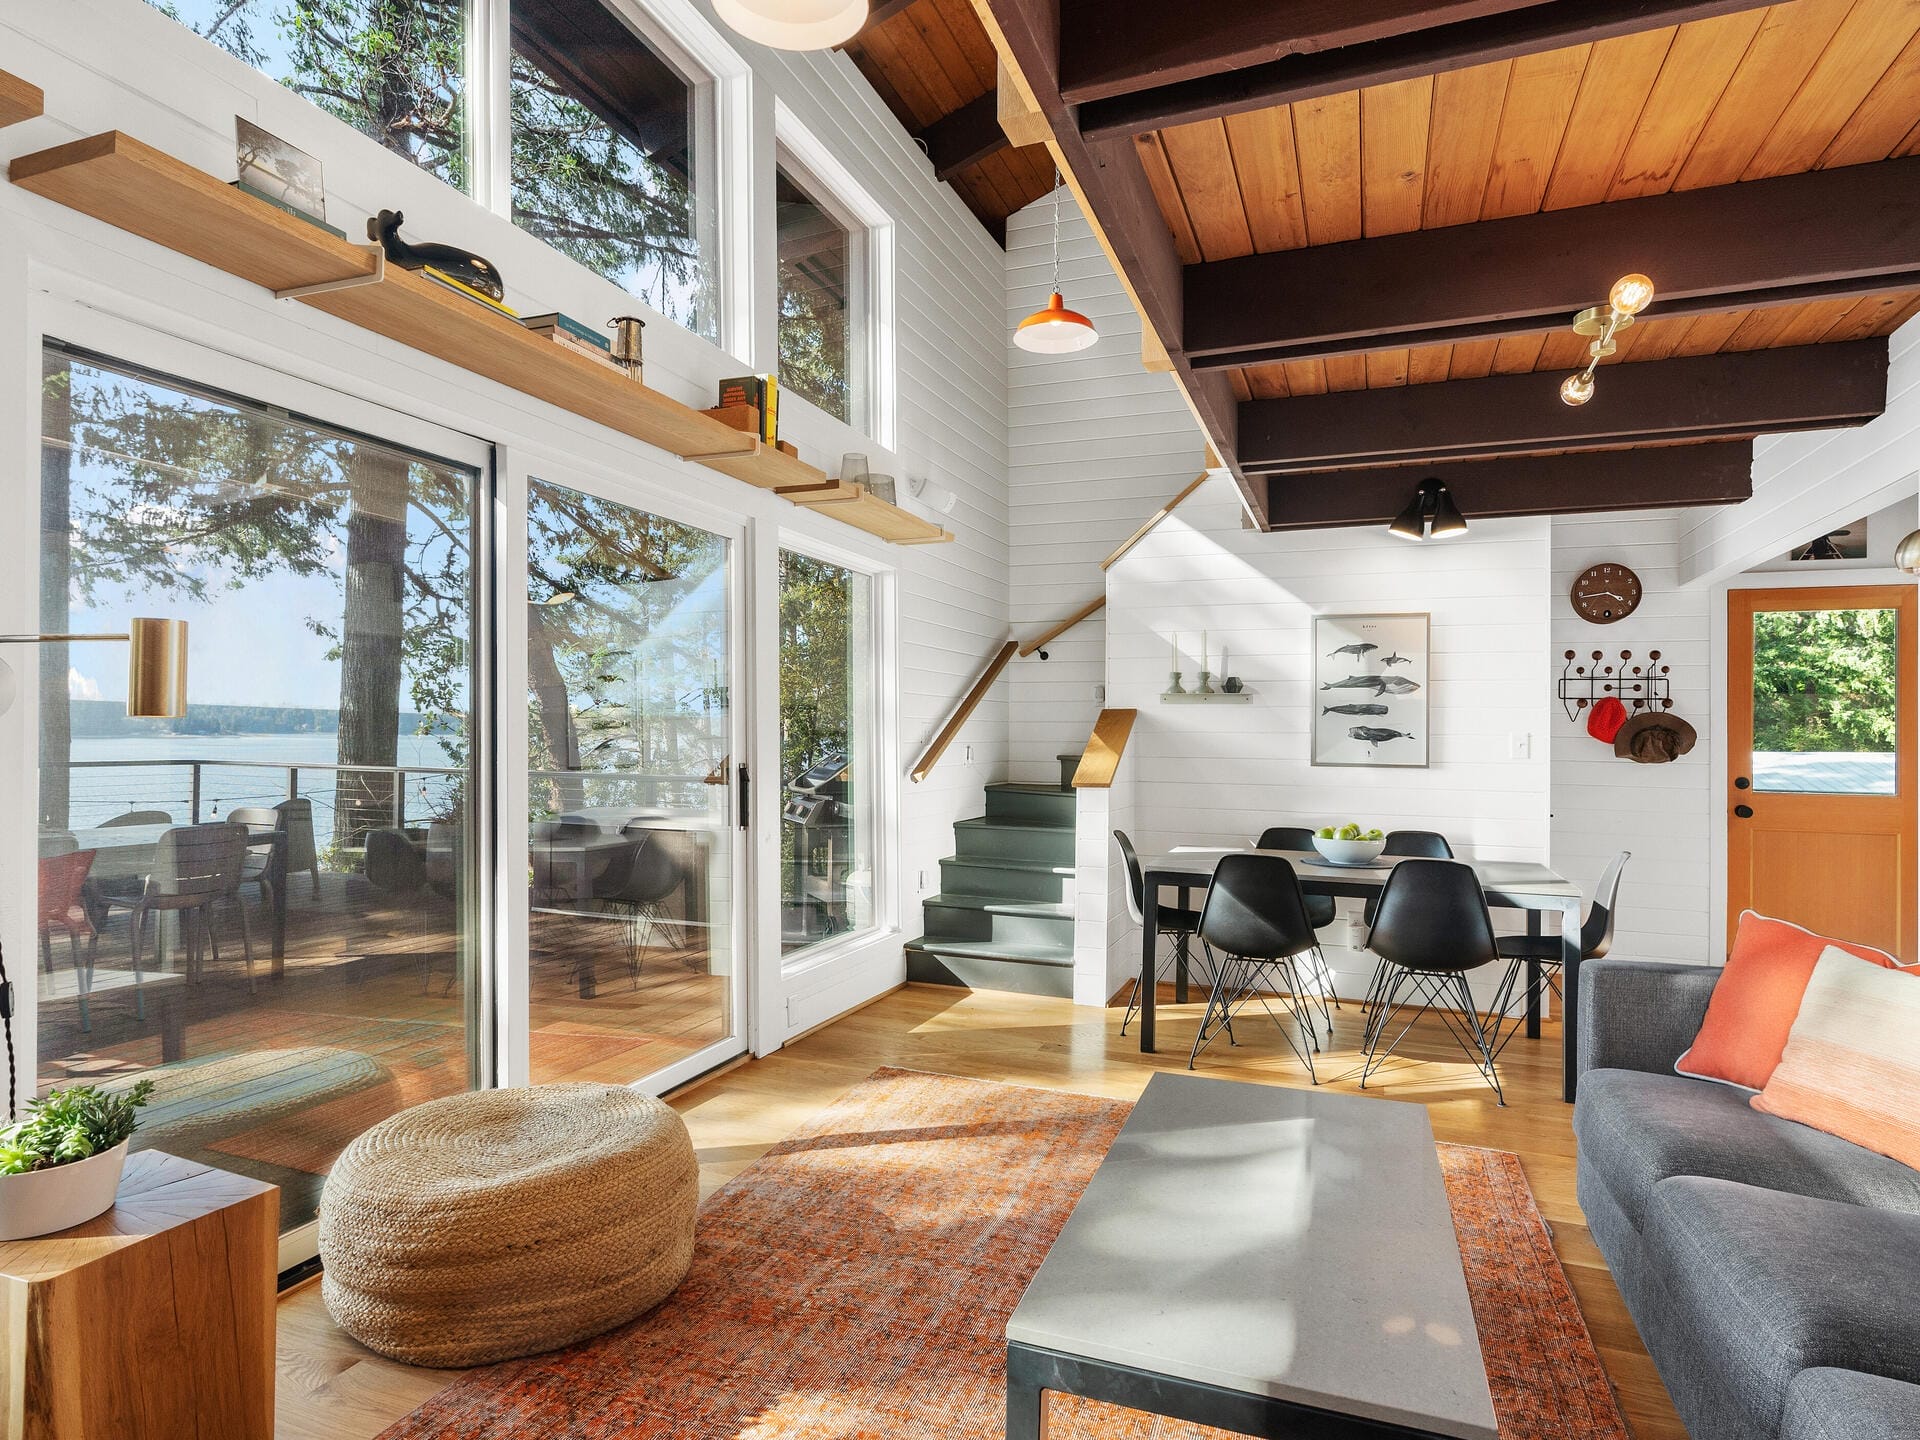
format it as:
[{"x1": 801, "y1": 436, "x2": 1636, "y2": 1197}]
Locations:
[
  {"x1": 1190, "y1": 853, "x2": 1322, "y2": 1080},
  {"x1": 1255, "y1": 827, "x2": 1340, "y2": 1033},
  {"x1": 596, "y1": 827, "x2": 686, "y2": 978},
  {"x1": 1490, "y1": 850, "x2": 1629, "y2": 1056},
  {"x1": 1361, "y1": 829, "x2": 1457, "y2": 1008},
  {"x1": 1113, "y1": 830, "x2": 1207, "y2": 1038},
  {"x1": 1361, "y1": 858, "x2": 1506, "y2": 1103}
]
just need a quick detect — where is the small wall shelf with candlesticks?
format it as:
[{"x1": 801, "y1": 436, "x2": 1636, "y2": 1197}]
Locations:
[{"x1": 1163, "y1": 631, "x2": 1247, "y2": 701}]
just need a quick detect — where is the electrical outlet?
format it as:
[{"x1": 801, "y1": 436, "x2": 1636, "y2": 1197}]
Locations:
[{"x1": 1509, "y1": 732, "x2": 1532, "y2": 760}]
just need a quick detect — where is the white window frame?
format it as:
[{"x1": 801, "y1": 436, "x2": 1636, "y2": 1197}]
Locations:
[
  {"x1": 773, "y1": 103, "x2": 894, "y2": 448},
  {"x1": 761, "y1": 528, "x2": 898, "y2": 983}
]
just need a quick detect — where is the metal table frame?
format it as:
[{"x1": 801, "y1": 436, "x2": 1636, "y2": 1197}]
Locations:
[
  {"x1": 1136, "y1": 847, "x2": 1586, "y2": 1101},
  {"x1": 1008, "y1": 1341, "x2": 1464, "y2": 1440}
]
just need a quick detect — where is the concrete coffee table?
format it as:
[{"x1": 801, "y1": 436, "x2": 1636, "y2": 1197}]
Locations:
[{"x1": 1006, "y1": 1075, "x2": 1497, "y2": 1439}]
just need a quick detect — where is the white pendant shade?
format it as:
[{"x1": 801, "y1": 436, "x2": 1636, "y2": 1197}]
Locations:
[{"x1": 713, "y1": 0, "x2": 866, "y2": 50}]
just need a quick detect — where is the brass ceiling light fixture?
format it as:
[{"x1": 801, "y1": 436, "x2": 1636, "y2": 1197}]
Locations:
[
  {"x1": 1559, "y1": 273, "x2": 1655, "y2": 407},
  {"x1": 0, "y1": 617, "x2": 188, "y2": 719},
  {"x1": 1388, "y1": 477, "x2": 1468, "y2": 542}
]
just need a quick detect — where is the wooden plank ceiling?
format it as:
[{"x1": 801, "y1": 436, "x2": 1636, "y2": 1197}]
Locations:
[
  {"x1": 976, "y1": 0, "x2": 1920, "y2": 527},
  {"x1": 842, "y1": 0, "x2": 1054, "y2": 238}
]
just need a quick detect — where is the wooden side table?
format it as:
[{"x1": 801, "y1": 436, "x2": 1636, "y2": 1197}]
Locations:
[{"x1": 0, "y1": 1151, "x2": 278, "y2": 1439}]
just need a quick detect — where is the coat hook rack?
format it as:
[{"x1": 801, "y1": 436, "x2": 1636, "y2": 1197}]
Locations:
[{"x1": 1558, "y1": 648, "x2": 1672, "y2": 722}]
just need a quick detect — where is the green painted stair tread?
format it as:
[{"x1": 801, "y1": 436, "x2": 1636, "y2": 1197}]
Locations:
[
  {"x1": 937, "y1": 856, "x2": 1075, "y2": 872},
  {"x1": 953, "y1": 816, "x2": 1075, "y2": 834},
  {"x1": 987, "y1": 783, "x2": 1076, "y2": 793},
  {"x1": 902, "y1": 938, "x2": 1074, "y2": 965},
  {"x1": 921, "y1": 894, "x2": 1074, "y2": 918}
]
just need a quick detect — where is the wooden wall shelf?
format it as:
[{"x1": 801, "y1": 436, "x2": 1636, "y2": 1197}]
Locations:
[
  {"x1": 0, "y1": 71, "x2": 44, "y2": 129},
  {"x1": 9, "y1": 130, "x2": 950, "y2": 548}
]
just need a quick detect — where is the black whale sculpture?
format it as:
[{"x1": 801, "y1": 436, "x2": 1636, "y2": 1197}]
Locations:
[{"x1": 368, "y1": 209, "x2": 504, "y2": 301}]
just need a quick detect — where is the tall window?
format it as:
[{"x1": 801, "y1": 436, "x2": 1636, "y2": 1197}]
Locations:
[
  {"x1": 776, "y1": 164, "x2": 858, "y2": 426},
  {"x1": 36, "y1": 344, "x2": 482, "y2": 1237},
  {"x1": 779, "y1": 548, "x2": 876, "y2": 956},
  {"x1": 510, "y1": 0, "x2": 718, "y2": 339},
  {"x1": 150, "y1": 0, "x2": 472, "y2": 191}
]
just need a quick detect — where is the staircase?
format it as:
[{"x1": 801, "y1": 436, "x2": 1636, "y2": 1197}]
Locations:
[{"x1": 905, "y1": 783, "x2": 1077, "y2": 997}]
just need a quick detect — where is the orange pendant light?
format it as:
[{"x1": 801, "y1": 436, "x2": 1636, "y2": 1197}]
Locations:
[{"x1": 1015, "y1": 173, "x2": 1098, "y2": 354}]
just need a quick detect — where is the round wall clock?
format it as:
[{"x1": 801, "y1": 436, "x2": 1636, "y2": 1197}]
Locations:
[{"x1": 1571, "y1": 563, "x2": 1643, "y2": 623}]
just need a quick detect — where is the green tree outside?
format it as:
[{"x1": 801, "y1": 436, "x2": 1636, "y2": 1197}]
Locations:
[{"x1": 1751, "y1": 607, "x2": 1899, "y2": 754}]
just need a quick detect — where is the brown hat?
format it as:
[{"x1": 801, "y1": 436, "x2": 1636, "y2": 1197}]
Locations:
[{"x1": 1613, "y1": 710, "x2": 1697, "y2": 764}]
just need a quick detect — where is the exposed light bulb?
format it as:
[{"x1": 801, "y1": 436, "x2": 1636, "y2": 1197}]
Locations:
[
  {"x1": 1560, "y1": 372, "x2": 1596, "y2": 406},
  {"x1": 1014, "y1": 292, "x2": 1099, "y2": 353},
  {"x1": 1609, "y1": 273, "x2": 1655, "y2": 316}
]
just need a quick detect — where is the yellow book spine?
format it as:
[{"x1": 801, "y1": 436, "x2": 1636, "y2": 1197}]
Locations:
[{"x1": 763, "y1": 374, "x2": 778, "y2": 444}]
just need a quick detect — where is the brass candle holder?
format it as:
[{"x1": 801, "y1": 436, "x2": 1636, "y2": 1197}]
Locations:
[{"x1": 607, "y1": 315, "x2": 646, "y2": 377}]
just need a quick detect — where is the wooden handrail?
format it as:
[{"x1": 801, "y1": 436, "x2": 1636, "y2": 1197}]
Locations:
[
  {"x1": 910, "y1": 639, "x2": 1017, "y2": 783},
  {"x1": 1071, "y1": 709, "x2": 1138, "y2": 788},
  {"x1": 1018, "y1": 595, "x2": 1106, "y2": 657},
  {"x1": 1102, "y1": 472, "x2": 1210, "y2": 571}
]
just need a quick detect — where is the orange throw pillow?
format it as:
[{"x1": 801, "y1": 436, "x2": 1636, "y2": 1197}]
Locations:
[
  {"x1": 1675, "y1": 911, "x2": 1903, "y2": 1091},
  {"x1": 1752, "y1": 948, "x2": 1920, "y2": 1169}
]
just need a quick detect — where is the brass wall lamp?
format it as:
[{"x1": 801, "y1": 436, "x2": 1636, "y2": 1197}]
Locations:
[{"x1": 0, "y1": 617, "x2": 189, "y2": 718}]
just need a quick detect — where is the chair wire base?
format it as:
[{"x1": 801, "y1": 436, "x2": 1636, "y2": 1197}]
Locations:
[
  {"x1": 1360, "y1": 966, "x2": 1506, "y2": 1105},
  {"x1": 1188, "y1": 947, "x2": 1319, "y2": 1082}
]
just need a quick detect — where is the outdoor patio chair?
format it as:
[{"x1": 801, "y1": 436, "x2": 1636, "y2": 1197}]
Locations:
[
  {"x1": 100, "y1": 821, "x2": 256, "y2": 994},
  {"x1": 39, "y1": 848, "x2": 100, "y2": 1027}
]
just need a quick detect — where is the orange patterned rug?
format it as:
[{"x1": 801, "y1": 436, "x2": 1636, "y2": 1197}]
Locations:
[{"x1": 379, "y1": 1067, "x2": 1627, "y2": 1439}]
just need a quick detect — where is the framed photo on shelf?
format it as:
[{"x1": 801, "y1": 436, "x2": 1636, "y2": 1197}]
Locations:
[{"x1": 1311, "y1": 612, "x2": 1429, "y2": 769}]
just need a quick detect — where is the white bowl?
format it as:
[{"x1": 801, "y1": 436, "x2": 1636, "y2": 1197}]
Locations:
[{"x1": 1311, "y1": 836, "x2": 1387, "y2": 866}]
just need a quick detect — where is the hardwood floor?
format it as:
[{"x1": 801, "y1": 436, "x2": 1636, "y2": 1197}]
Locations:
[{"x1": 273, "y1": 981, "x2": 1686, "y2": 1440}]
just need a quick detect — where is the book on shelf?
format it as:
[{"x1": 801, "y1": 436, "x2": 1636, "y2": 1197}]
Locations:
[
  {"x1": 717, "y1": 375, "x2": 778, "y2": 444},
  {"x1": 537, "y1": 328, "x2": 626, "y2": 372},
  {"x1": 422, "y1": 265, "x2": 519, "y2": 318},
  {"x1": 519, "y1": 312, "x2": 611, "y2": 352}
]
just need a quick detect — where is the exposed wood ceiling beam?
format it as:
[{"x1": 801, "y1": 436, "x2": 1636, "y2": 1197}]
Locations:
[
  {"x1": 863, "y1": 0, "x2": 921, "y2": 30},
  {"x1": 1059, "y1": 0, "x2": 1541, "y2": 107},
  {"x1": 1184, "y1": 159, "x2": 1920, "y2": 370},
  {"x1": 1076, "y1": 0, "x2": 1770, "y2": 142},
  {"x1": 1239, "y1": 342, "x2": 1887, "y2": 474},
  {"x1": 1262, "y1": 443, "x2": 1755, "y2": 532},
  {"x1": 974, "y1": 0, "x2": 1258, "y2": 519},
  {"x1": 917, "y1": 92, "x2": 1009, "y2": 182}
]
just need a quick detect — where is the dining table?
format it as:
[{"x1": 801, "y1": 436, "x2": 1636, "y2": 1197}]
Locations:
[{"x1": 1134, "y1": 846, "x2": 1588, "y2": 1102}]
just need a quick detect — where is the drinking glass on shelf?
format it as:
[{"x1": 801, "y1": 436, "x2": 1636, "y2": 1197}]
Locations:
[
  {"x1": 840, "y1": 453, "x2": 870, "y2": 487},
  {"x1": 865, "y1": 474, "x2": 896, "y2": 504}
]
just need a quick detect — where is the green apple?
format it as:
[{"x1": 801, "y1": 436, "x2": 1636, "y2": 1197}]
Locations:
[{"x1": 1316, "y1": 826, "x2": 1335, "y2": 839}]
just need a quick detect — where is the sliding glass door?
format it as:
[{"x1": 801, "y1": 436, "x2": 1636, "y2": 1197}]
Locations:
[
  {"x1": 525, "y1": 477, "x2": 745, "y2": 1086},
  {"x1": 35, "y1": 340, "x2": 488, "y2": 1246}
]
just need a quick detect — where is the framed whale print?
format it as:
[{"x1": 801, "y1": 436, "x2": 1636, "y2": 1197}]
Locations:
[{"x1": 1311, "y1": 612, "x2": 1429, "y2": 768}]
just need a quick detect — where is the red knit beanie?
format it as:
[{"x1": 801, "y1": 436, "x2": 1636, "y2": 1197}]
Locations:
[{"x1": 1587, "y1": 696, "x2": 1629, "y2": 743}]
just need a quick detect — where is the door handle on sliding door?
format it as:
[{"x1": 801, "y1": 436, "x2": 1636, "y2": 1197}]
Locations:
[{"x1": 738, "y1": 764, "x2": 750, "y2": 829}]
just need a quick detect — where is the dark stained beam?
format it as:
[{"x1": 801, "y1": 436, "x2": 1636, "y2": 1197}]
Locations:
[
  {"x1": 1060, "y1": 0, "x2": 1539, "y2": 107},
  {"x1": 979, "y1": 0, "x2": 1256, "y2": 516},
  {"x1": 864, "y1": 0, "x2": 921, "y2": 29},
  {"x1": 1077, "y1": 0, "x2": 1770, "y2": 142},
  {"x1": 1240, "y1": 342, "x2": 1887, "y2": 474},
  {"x1": 1184, "y1": 158, "x2": 1920, "y2": 370},
  {"x1": 1262, "y1": 444, "x2": 1755, "y2": 532},
  {"x1": 917, "y1": 92, "x2": 1009, "y2": 181}
]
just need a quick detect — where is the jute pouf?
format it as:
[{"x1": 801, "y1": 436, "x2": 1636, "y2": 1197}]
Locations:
[{"x1": 318, "y1": 1083, "x2": 698, "y2": 1367}]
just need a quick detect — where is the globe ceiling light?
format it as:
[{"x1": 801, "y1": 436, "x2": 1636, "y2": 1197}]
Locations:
[{"x1": 712, "y1": 0, "x2": 866, "y2": 51}]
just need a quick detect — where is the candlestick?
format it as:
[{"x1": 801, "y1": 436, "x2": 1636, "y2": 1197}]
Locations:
[
  {"x1": 1201, "y1": 630, "x2": 1208, "y2": 673},
  {"x1": 1170, "y1": 631, "x2": 1178, "y2": 669}
]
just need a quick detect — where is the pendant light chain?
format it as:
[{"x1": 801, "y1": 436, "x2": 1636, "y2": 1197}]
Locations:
[{"x1": 1050, "y1": 166, "x2": 1063, "y2": 294}]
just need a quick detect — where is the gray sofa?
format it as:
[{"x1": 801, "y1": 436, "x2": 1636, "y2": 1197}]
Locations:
[{"x1": 1574, "y1": 959, "x2": 1920, "y2": 1440}]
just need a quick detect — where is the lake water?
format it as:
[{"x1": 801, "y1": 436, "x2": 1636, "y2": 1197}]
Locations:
[{"x1": 55, "y1": 733, "x2": 465, "y2": 832}]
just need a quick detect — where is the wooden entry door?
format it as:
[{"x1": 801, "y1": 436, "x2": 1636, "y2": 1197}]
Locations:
[{"x1": 1729, "y1": 585, "x2": 1917, "y2": 961}]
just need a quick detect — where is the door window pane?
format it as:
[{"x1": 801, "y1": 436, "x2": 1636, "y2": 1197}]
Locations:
[
  {"x1": 1751, "y1": 607, "x2": 1899, "y2": 794},
  {"x1": 511, "y1": 0, "x2": 717, "y2": 339},
  {"x1": 527, "y1": 480, "x2": 734, "y2": 1082},
  {"x1": 37, "y1": 345, "x2": 480, "y2": 1235},
  {"x1": 776, "y1": 166, "x2": 855, "y2": 425},
  {"x1": 779, "y1": 549, "x2": 875, "y2": 955},
  {"x1": 147, "y1": 0, "x2": 471, "y2": 191}
]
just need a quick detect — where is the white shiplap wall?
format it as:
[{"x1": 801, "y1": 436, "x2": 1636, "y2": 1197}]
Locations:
[
  {"x1": 0, "y1": 0, "x2": 1011, "y2": 1058},
  {"x1": 1550, "y1": 509, "x2": 1715, "y2": 966},
  {"x1": 1006, "y1": 190, "x2": 1206, "y2": 783},
  {"x1": 1682, "y1": 314, "x2": 1920, "y2": 585},
  {"x1": 1106, "y1": 477, "x2": 1554, "y2": 996}
]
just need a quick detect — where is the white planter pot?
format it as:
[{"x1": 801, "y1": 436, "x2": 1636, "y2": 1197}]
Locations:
[{"x1": 0, "y1": 1140, "x2": 130, "y2": 1240}]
